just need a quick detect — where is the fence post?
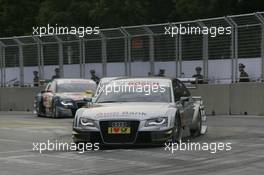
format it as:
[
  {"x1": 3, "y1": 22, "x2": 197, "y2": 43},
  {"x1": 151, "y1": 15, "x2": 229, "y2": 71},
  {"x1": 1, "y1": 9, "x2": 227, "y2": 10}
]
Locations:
[
  {"x1": 82, "y1": 39, "x2": 86, "y2": 78},
  {"x1": 13, "y1": 38, "x2": 24, "y2": 86},
  {"x1": 33, "y1": 37, "x2": 44, "y2": 80},
  {"x1": 255, "y1": 13, "x2": 264, "y2": 81},
  {"x1": 0, "y1": 45, "x2": 2, "y2": 86},
  {"x1": 78, "y1": 38, "x2": 85, "y2": 78},
  {"x1": 225, "y1": 17, "x2": 237, "y2": 83},
  {"x1": 39, "y1": 43, "x2": 44, "y2": 80},
  {"x1": 144, "y1": 26, "x2": 155, "y2": 75},
  {"x1": 100, "y1": 32, "x2": 107, "y2": 77},
  {"x1": 178, "y1": 30, "x2": 183, "y2": 77},
  {"x1": 171, "y1": 23, "x2": 179, "y2": 78},
  {"x1": 1, "y1": 44, "x2": 6, "y2": 87},
  {"x1": 0, "y1": 42, "x2": 5, "y2": 86},
  {"x1": 54, "y1": 36, "x2": 64, "y2": 78},
  {"x1": 120, "y1": 27, "x2": 131, "y2": 75},
  {"x1": 119, "y1": 27, "x2": 129, "y2": 76},
  {"x1": 197, "y1": 21, "x2": 209, "y2": 82}
]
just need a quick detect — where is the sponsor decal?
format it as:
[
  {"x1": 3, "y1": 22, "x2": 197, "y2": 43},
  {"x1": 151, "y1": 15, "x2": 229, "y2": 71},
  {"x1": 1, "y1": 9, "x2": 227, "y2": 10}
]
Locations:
[
  {"x1": 96, "y1": 111, "x2": 147, "y2": 117},
  {"x1": 108, "y1": 127, "x2": 131, "y2": 134}
]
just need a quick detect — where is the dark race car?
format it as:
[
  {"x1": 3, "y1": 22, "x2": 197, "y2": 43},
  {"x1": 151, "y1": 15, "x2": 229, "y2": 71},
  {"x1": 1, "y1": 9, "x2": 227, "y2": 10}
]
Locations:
[{"x1": 34, "y1": 79, "x2": 96, "y2": 118}]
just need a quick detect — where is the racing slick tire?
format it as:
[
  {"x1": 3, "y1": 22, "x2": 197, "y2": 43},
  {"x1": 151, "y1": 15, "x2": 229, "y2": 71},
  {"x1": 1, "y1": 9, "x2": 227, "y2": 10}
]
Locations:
[
  {"x1": 190, "y1": 110, "x2": 202, "y2": 137},
  {"x1": 37, "y1": 112, "x2": 42, "y2": 117},
  {"x1": 36, "y1": 104, "x2": 44, "y2": 117},
  {"x1": 172, "y1": 114, "x2": 183, "y2": 143}
]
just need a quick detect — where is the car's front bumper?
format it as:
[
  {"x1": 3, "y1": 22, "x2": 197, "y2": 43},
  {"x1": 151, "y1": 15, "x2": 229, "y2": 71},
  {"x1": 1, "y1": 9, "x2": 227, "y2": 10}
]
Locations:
[
  {"x1": 57, "y1": 106, "x2": 76, "y2": 117},
  {"x1": 72, "y1": 127, "x2": 173, "y2": 145}
]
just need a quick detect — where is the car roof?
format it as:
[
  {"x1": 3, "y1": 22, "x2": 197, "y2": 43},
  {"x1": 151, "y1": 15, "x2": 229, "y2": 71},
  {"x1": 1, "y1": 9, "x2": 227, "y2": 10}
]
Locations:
[
  {"x1": 110, "y1": 76, "x2": 172, "y2": 84},
  {"x1": 54, "y1": 78, "x2": 96, "y2": 84},
  {"x1": 99, "y1": 77, "x2": 121, "y2": 83}
]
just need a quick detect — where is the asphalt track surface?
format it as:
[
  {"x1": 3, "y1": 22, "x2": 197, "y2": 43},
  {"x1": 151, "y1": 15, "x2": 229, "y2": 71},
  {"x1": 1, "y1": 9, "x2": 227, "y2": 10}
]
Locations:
[{"x1": 0, "y1": 112, "x2": 263, "y2": 175}]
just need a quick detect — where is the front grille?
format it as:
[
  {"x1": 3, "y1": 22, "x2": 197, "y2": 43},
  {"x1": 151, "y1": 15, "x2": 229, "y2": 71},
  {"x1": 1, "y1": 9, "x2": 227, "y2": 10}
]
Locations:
[{"x1": 100, "y1": 120, "x2": 139, "y2": 144}]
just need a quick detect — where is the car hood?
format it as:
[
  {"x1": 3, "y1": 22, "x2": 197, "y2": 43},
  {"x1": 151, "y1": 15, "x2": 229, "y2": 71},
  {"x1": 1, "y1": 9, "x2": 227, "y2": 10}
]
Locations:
[
  {"x1": 55, "y1": 92, "x2": 92, "y2": 101},
  {"x1": 80, "y1": 103, "x2": 174, "y2": 120}
]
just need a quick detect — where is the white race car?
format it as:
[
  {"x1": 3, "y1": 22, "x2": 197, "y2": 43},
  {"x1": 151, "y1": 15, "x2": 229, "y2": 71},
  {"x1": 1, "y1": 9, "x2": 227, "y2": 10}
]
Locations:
[{"x1": 72, "y1": 77, "x2": 207, "y2": 145}]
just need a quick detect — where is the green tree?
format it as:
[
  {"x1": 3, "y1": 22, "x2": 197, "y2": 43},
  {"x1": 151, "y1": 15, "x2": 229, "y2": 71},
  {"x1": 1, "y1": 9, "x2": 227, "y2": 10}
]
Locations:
[
  {"x1": 0, "y1": 0, "x2": 41, "y2": 37},
  {"x1": 0, "y1": 0, "x2": 264, "y2": 37}
]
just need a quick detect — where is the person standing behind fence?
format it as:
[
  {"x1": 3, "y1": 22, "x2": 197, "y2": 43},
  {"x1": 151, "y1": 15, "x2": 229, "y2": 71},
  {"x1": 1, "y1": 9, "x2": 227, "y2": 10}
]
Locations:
[
  {"x1": 33, "y1": 71, "x2": 39, "y2": 87},
  {"x1": 156, "y1": 69, "x2": 165, "y2": 77},
  {"x1": 192, "y1": 66, "x2": 204, "y2": 84},
  {"x1": 52, "y1": 68, "x2": 60, "y2": 80},
  {"x1": 239, "y1": 63, "x2": 250, "y2": 82},
  {"x1": 90, "y1": 70, "x2": 100, "y2": 85}
]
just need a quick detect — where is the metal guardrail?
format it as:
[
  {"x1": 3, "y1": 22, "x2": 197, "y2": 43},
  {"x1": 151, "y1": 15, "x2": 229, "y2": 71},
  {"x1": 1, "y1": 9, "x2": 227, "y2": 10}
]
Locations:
[{"x1": 0, "y1": 12, "x2": 264, "y2": 86}]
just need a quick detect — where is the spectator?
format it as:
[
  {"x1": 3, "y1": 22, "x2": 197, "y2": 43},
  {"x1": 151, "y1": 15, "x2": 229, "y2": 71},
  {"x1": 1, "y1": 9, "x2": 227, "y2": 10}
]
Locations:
[
  {"x1": 52, "y1": 68, "x2": 60, "y2": 80},
  {"x1": 90, "y1": 70, "x2": 100, "y2": 84},
  {"x1": 192, "y1": 66, "x2": 204, "y2": 84},
  {"x1": 33, "y1": 71, "x2": 39, "y2": 87},
  {"x1": 180, "y1": 72, "x2": 185, "y2": 78},
  {"x1": 239, "y1": 63, "x2": 250, "y2": 82},
  {"x1": 148, "y1": 72, "x2": 152, "y2": 76},
  {"x1": 156, "y1": 69, "x2": 165, "y2": 77}
]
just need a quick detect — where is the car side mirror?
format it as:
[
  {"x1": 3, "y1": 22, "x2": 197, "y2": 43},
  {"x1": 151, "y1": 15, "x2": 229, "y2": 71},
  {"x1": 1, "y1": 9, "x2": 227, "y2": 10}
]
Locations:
[
  {"x1": 83, "y1": 97, "x2": 96, "y2": 108},
  {"x1": 84, "y1": 97, "x2": 96, "y2": 103},
  {"x1": 83, "y1": 97, "x2": 92, "y2": 102}
]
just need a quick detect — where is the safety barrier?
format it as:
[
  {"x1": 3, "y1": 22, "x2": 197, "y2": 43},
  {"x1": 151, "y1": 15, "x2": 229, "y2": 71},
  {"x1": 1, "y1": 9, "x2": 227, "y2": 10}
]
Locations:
[
  {"x1": 1, "y1": 83, "x2": 264, "y2": 116},
  {"x1": 191, "y1": 82, "x2": 264, "y2": 115}
]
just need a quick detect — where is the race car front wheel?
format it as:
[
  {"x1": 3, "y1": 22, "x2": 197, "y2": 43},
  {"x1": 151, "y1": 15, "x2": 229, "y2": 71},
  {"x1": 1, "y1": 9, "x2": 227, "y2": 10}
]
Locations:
[
  {"x1": 172, "y1": 114, "x2": 182, "y2": 143},
  {"x1": 51, "y1": 104, "x2": 59, "y2": 118},
  {"x1": 190, "y1": 110, "x2": 202, "y2": 137}
]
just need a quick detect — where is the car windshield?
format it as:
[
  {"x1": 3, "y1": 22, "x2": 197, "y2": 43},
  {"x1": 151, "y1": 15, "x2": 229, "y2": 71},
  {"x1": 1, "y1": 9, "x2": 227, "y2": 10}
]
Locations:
[
  {"x1": 96, "y1": 81, "x2": 172, "y2": 103},
  {"x1": 57, "y1": 82, "x2": 96, "y2": 93}
]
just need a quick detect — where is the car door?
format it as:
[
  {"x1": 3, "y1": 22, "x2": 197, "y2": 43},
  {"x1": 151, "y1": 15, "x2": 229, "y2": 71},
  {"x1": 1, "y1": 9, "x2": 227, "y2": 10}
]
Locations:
[{"x1": 172, "y1": 79, "x2": 194, "y2": 126}]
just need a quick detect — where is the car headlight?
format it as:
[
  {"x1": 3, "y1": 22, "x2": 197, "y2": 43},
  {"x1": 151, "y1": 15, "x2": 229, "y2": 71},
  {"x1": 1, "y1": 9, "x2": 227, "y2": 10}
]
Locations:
[
  {"x1": 60, "y1": 100, "x2": 73, "y2": 106},
  {"x1": 145, "y1": 117, "x2": 168, "y2": 127},
  {"x1": 79, "y1": 117, "x2": 95, "y2": 127}
]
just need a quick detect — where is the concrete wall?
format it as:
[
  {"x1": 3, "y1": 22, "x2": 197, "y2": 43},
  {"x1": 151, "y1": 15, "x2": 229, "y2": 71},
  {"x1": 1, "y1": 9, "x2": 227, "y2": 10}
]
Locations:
[
  {"x1": 230, "y1": 83, "x2": 264, "y2": 116},
  {"x1": 1, "y1": 83, "x2": 264, "y2": 116},
  {"x1": 0, "y1": 87, "x2": 43, "y2": 111},
  {"x1": 190, "y1": 84, "x2": 230, "y2": 115},
  {"x1": 190, "y1": 82, "x2": 264, "y2": 116}
]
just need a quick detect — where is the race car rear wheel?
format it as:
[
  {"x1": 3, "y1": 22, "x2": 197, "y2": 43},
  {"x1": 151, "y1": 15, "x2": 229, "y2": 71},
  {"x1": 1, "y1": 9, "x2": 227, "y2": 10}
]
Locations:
[
  {"x1": 36, "y1": 104, "x2": 43, "y2": 117},
  {"x1": 172, "y1": 114, "x2": 182, "y2": 143},
  {"x1": 190, "y1": 110, "x2": 202, "y2": 137}
]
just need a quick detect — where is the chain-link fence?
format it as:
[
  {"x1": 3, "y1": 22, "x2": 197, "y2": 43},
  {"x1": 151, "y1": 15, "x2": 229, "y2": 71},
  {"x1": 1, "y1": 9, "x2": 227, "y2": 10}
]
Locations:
[{"x1": 0, "y1": 12, "x2": 264, "y2": 86}]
